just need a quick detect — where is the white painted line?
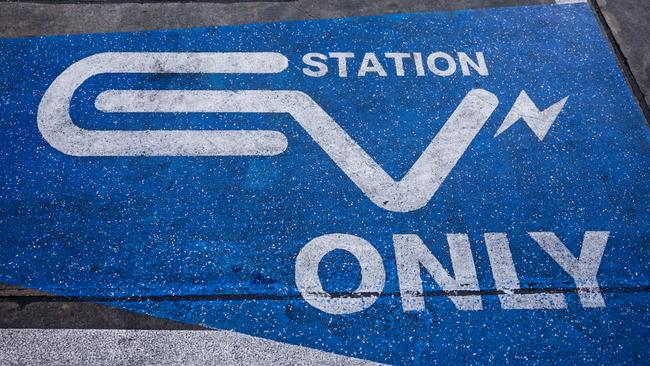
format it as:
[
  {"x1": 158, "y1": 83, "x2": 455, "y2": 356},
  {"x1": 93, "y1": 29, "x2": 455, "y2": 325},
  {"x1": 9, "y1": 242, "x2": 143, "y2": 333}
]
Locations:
[
  {"x1": 93, "y1": 88, "x2": 498, "y2": 212},
  {"x1": 40, "y1": 53, "x2": 566, "y2": 213},
  {"x1": 0, "y1": 329, "x2": 386, "y2": 366},
  {"x1": 554, "y1": 0, "x2": 588, "y2": 4},
  {"x1": 38, "y1": 52, "x2": 289, "y2": 157}
]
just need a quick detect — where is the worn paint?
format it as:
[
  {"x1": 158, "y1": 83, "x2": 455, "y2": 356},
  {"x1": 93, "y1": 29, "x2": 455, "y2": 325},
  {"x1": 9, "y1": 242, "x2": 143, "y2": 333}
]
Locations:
[
  {"x1": 0, "y1": 3, "x2": 649, "y2": 365},
  {"x1": 0, "y1": 329, "x2": 385, "y2": 366}
]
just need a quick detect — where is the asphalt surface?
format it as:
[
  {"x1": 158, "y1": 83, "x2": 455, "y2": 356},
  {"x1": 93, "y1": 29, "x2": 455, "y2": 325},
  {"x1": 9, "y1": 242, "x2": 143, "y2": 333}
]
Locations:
[
  {"x1": 0, "y1": 0, "x2": 648, "y2": 364},
  {"x1": 593, "y1": 0, "x2": 650, "y2": 112},
  {"x1": 0, "y1": 0, "x2": 648, "y2": 116},
  {"x1": 0, "y1": 0, "x2": 570, "y2": 332},
  {"x1": 0, "y1": 329, "x2": 386, "y2": 365}
]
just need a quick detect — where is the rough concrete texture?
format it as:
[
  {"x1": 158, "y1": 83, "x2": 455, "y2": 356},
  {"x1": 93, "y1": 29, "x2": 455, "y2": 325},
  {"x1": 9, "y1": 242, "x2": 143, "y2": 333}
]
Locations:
[
  {"x1": 0, "y1": 0, "x2": 553, "y2": 37},
  {"x1": 0, "y1": 329, "x2": 385, "y2": 365},
  {"x1": 594, "y1": 0, "x2": 650, "y2": 109},
  {"x1": 0, "y1": 285, "x2": 203, "y2": 329}
]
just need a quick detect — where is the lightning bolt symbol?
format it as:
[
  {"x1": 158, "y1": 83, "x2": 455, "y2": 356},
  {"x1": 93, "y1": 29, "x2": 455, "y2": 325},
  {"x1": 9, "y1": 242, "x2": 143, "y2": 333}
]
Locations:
[{"x1": 495, "y1": 91, "x2": 568, "y2": 141}]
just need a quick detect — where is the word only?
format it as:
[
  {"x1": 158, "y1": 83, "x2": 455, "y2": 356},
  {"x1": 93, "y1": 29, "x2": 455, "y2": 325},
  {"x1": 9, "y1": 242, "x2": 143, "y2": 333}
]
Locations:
[{"x1": 295, "y1": 231, "x2": 609, "y2": 314}]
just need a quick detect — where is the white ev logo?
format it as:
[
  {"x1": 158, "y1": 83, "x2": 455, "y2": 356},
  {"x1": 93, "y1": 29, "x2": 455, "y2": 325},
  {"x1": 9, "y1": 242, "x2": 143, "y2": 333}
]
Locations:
[{"x1": 38, "y1": 52, "x2": 567, "y2": 212}]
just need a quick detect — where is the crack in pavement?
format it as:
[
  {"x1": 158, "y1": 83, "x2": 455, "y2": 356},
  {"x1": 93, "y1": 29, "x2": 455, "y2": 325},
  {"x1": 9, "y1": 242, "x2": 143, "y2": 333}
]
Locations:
[
  {"x1": 587, "y1": 0, "x2": 650, "y2": 123},
  {"x1": 2, "y1": 285, "x2": 649, "y2": 307}
]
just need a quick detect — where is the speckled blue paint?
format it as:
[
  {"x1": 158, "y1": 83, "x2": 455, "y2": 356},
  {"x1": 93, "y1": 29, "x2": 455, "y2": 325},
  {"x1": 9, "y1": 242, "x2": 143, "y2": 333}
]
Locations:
[{"x1": 1, "y1": 3, "x2": 649, "y2": 365}]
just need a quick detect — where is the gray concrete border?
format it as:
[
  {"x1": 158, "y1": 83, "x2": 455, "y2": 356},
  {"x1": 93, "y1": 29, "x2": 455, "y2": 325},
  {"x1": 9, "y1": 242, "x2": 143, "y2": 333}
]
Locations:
[{"x1": 0, "y1": 0, "x2": 554, "y2": 38}]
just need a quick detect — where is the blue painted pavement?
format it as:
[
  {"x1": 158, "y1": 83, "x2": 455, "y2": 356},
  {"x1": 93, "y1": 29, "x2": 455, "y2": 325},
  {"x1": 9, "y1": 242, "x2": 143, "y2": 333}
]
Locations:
[{"x1": 1, "y1": 3, "x2": 649, "y2": 365}]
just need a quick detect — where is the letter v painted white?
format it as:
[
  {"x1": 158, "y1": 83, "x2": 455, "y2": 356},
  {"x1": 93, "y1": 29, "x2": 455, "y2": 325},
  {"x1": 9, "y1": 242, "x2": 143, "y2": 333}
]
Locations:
[
  {"x1": 40, "y1": 52, "x2": 498, "y2": 212},
  {"x1": 96, "y1": 89, "x2": 498, "y2": 212}
]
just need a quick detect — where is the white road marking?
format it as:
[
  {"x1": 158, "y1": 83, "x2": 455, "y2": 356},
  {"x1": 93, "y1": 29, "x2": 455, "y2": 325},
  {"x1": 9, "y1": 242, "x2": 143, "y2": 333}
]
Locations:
[
  {"x1": 495, "y1": 91, "x2": 567, "y2": 141},
  {"x1": 554, "y1": 0, "x2": 587, "y2": 4},
  {"x1": 484, "y1": 233, "x2": 567, "y2": 309},
  {"x1": 39, "y1": 52, "x2": 499, "y2": 212},
  {"x1": 0, "y1": 329, "x2": 386, "y2": 366},
  {"x1": 294, "y1": 231, "x2": 608, "y2": 314},
  {"x1": 93, "y1": 88, "x2": 498, "y2": 212},
  {"x1": 295, "y1": 233, "x2": 386, "y2": 314},
  {"x1": 44, "y1": 53, "x2": 581, "y2": 213},
  {"x1": 37, "y1": 52, "x2": 290, "y2": 157},
  {"x1": 529, "y1": 231, "x2": 609, "y2": 308}
]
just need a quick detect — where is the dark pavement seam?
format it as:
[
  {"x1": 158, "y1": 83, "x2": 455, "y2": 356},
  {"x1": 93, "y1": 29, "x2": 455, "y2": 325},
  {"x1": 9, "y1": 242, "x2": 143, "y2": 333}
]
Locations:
[{"x1": 588, "y1": 0, "x2": 650, "y2": 124}]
